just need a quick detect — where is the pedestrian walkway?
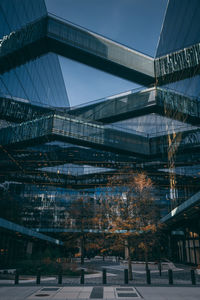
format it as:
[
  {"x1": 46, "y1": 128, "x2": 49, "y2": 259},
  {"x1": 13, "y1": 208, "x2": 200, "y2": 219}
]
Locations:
[
  {"x1": 0, "y1": 286, "x2": 141, "y2": 300},
  {"x1": 103, "y1": 263, "x2": 183, "y2": 274},
  {"x1": 0, "y1": 286, "x2": 200, "y2": 300}
]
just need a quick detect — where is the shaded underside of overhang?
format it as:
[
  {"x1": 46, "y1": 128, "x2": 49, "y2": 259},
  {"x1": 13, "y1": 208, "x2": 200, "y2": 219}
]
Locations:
[
  {"x1": 0, "y1": 217, "x2": 63, "y2": 245},
  {"x1": 160, "y1": 190, "x2": 200, "y2": 226}
]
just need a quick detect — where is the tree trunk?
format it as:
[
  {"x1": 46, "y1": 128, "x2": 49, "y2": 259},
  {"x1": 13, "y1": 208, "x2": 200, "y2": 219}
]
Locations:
[
  {"x1": 126, "y1": 241, "x2": 133, "y2": 280},
  {"x1": 144, "y1": 249, "x2": 148, "y2": 271},
  {"x1": 81, "y1": 235, "x2": 85, "y2": 265}
]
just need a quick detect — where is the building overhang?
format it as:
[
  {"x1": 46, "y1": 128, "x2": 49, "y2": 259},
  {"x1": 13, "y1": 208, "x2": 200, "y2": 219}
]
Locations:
[
  {"x1": 160, "y1": 190, "x2": 200, "y2": 226},
  {"x1": 155, "y1": 43, "x2": 200, "y2": 85},
  {"x1": 0, "y1": 113, "x2": 150, "y2": 156},
  {"x1": 0, "y1": 15, "x2": 155, "y2": 86},
  {"x1": 1, "y1": 109, "x2": 200, "y2": 160},
  {"x1": 68, "y1": 87, "x2": 200, "y2": 125},
  {"x1": 0, "y1": 217, "x2": 63, "y2": 245},
  {"x1": 1, "y1": 14, "x2": 200, "y2": 87}
]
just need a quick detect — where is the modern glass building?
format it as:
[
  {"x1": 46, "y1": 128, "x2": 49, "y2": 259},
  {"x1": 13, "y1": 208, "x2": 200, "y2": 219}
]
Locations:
[
  {"x1": 155, "y1": 0, "x2": 200, "y2": 265},
  {"x1": 0, "y1": 0, "x2": 200, "y2": 267}
]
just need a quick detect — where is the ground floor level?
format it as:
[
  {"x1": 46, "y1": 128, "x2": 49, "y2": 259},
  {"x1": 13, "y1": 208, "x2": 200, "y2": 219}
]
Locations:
[
  {"x1": 170, "y1": 217, "x2": 200, "y2": 266},
  {"x1": 0, "y1": 285, "x2": 200, "y2": 300}
]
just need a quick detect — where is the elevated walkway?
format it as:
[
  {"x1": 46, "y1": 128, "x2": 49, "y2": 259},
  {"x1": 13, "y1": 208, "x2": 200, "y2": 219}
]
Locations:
[
  {"x1": 0, "y1": 15, "x2": 154, "y2": 86},
  {"x1": 68, "y1": 87, "x2": 200, "y2": 125},
  {"x1": 0, "y1": 113, "x2": 150, "y2": 156},
  {"x1": 1, "y1": 111, "x2": 200, "y2": 158},
  {"x1": 1, "y1": 14, "x2": 200, "y2": 87}
]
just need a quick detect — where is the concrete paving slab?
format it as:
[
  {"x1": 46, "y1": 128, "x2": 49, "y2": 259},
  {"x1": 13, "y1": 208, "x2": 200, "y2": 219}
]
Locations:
[
  {"x1": 62, "y1": 287, "x2": 83, "y2": 291},
  {"x1": 1, "y1": 285, "x2": 200, "y2": 300},
  {"x1": 56, "y1": 292, "x2": 79, "y2": 296},
  {"x1": 104, "y1": 287, "x2": 114, "y2": 292},
  {"x1": 104, "y1": 292, "x2": 115, "y2": 299},
  {"x1": 137, "y1": 286, "x2": 200, "y2": 300},
  {"x1": 51, "y1": 299, "x2": 66, "y2": 300},
  {"x1": 79, "y1": 292, "x2": 92, "y2": 297},
  {"x1": 56, "y1": 290, "x2": 79, "y2": 294},
  {"x1": 81, "y1": 287, "x2": 93, "y2": 292},
  {"x1": 0, "y1": 286, "x2": 40, "y2": 300}
]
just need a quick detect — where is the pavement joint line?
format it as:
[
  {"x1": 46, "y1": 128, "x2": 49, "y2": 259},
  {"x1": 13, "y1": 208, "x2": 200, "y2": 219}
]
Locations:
[{"x1": 134, "y1": 288, "x2": 143, "y2": 299}]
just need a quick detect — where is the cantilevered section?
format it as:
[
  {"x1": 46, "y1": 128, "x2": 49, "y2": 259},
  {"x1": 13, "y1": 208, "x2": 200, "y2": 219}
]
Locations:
[
  {"x1": 2, "y1": 88, "x2": 198, "y2": 130},
  {"x1": 160, "y1": 190, "x2": 200, "y2": 225},
  {"x1": 1, "y1": 89, "x2": 200, "y2": 127},
  {"x1": 68, "y1": 87, "x2": 200, "y2": 125},
  {"x1": 1, "y1": 112, "x2": 200, "y2": 158},
  {"x1": 0, "y1": 96, "x2": 53, "y2": 123},
  {"x1": 0, "y1": 217, "x2": 63, "y2": 245},
  {"x1": 155, "y1": 43, "x2": 200, "y2": 85},
  {"x1": 2, "y1": 13, "x2": 200, "y2": 87},
  {"x1": 69, "y1": 88, "x2": 157, "y2": 122},
  {"x1": 0, "y1": 15, "x2": 155, "y2": 85},
  {"x1": 0, "y1": 113, "x2": 150, "y2": 156},
  {"x1": 150, "y1": 127, "x2": 200, "y2": 156}
]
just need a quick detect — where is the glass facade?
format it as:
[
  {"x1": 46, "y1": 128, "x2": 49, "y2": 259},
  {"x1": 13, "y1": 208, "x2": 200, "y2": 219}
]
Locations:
[
  {"x1": 156, "y1": 0, "x2": 200, "y2": 57},
  {"x1": 0, "y1": 0, "x2": 47, "y2": 37},
  {"x1": 156, "y1": 0, "x2": 200, "y2": 99},
  {"x1": 0, "y1": 0, "x2": 200, "y2": 267},
  {"x1": 0, "y1": 53, "x2": 69, "y2": 107},
  {"x1": 156, "y1": 0, "x2": 200, "y2": 265},
  {"x1": 0, "y1": 0, "x2": 69, "y2": 108}
]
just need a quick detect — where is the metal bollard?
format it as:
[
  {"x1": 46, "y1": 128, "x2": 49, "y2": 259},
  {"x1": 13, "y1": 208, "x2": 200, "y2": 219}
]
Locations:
[
  {"x1": 102, "y1": 268, "x2": 107, "y2": 284},
  {"x1": 168, "y1": 269, "x2": 173, "y2": 285},
  {"x1": 80, "y1": 268, "x2": 84, "y2": 284},
  {"x1": 158, "y1": 261, "x2": 162, "y2": 276},
  {"x1": 15, "y1": 270, "x2": 19, "y2": 285},
  {"x1": 124, "y1": 269, "x2": 128, "y2": 284},
  {"x1": 191, "y1": 269, "x2": 196, "y2": 285},
  {"x1": 58, "y1": 270, "x2": 63, "y2": 284},
  {"x1": 36, "y1": 269, "x2": 41, "y2": 284},
  {"x1": 146, "y1": 269, "x2": 151, "y2": 284},
  {"x1": 145, "y1": 262, "x2": 149, "y2": 272}
]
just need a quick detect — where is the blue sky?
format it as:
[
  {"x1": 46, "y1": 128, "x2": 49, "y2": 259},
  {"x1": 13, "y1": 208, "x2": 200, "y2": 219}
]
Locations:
[{"x1": 45, "y1": 0, "x2": 167, "y2": 106}]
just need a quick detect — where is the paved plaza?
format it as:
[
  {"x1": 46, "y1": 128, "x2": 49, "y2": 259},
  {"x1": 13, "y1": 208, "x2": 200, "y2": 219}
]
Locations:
[
  {"x1": 1, "y1": 260, "x2": 199, "y2": 299},
  {"x1": 0, "y1": 285, "x2": 200, "y2": 300},
  {"x1": 0, "y1": 260, "x2": 199, "y2": 286}
]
